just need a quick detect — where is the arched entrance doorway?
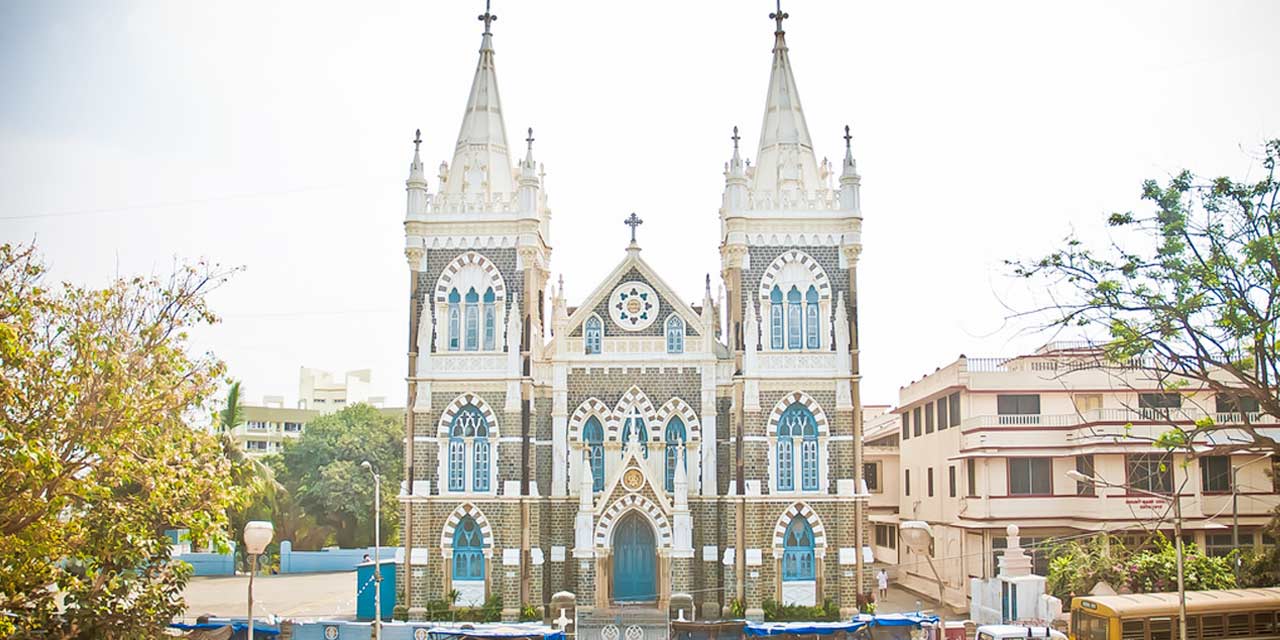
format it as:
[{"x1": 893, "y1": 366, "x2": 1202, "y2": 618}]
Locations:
[
  {"x1": 452, "y1": 515, "x2": 486, "y2": 606},
  {"x1": 781, "y1": 516, "x2": 817, "y2": 606},
  {"x1": 612, "y1": 511, "x2": 656, "y2": 602}
]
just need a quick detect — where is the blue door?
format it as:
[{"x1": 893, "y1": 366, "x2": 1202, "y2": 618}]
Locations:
[{"x1": 612, "y1": 512, "x2": 656, "y2": 602}]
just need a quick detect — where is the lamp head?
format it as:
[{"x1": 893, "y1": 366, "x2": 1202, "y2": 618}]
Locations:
[
  {"x1": 361, "y1": 460, "x2": 373, "y2": 471},
  {"x1": 1066, "y1": 470, "x2": 1094, "y2": 484},
  {"x1": 899, "y1": 520, "x2": 934, "y2": 554},
  {"x1": 243, "y1": 520, "x2": 274, "y2": 555}
]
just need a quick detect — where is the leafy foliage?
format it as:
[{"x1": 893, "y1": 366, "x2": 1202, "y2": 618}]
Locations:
[
  {"x1": 277, "y1": 404, "x2": 403, "y2": 547},
  {"x1": 1046, "y1": 533, "x2": 1236, "y2": 606},
  {"x1": 0, "y1": 242, "x2": 239, "y2": 638},
  {"x1": 1238, "y1": 505, "x2": 1280, "y2": 588},
  {"x1": 1013, "y1": 140, "x2": 1280, "y2": 456},
  {"x1": 762, "y1": 597, "x2": 840, "y2": 622}
]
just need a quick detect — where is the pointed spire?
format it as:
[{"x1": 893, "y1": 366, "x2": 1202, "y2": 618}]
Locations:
[
  {"x1": 752, "y1": 1, "x2": 819, "y2": 196},
  {"x1": 443, "y1": 1, "x2": 514, "y2": 197},
  {"x1": 406, "y1": 129, "x2": 429, "y2": 218},
  {"x1": 579, "y1": 450, "x2": 594, "y2": 509},
  {"x1": 524, "y1": 127, "x2": 536, "y2": 167}
]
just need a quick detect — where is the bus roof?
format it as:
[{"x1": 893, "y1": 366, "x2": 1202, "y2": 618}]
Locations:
[{"x1": 1074, "y1": 588, "x2": 1280, "y2": 617}]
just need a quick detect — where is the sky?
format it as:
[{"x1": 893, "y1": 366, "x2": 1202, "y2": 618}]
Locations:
[{"x1": 2, "y1": 0, "x2": 1278, "y2": 408}]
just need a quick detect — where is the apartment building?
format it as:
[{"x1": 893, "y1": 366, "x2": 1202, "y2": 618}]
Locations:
[
  {"x1": 230, "y1": 368, "x2": 399, "y2": 456},
  {"x1": 876, "y1": 343, "x2": 1279, "y2": 610},
  {"x1": 298, "y1": 367, "x2": 385, "y2": 414},
  {"x1": 864, "y1": 407, "x2": 901, "y2": 567}
]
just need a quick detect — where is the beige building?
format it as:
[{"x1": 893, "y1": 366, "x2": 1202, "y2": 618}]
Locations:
[
  {"x1": 863, "y1": 408, "x2": 901, "y2": 567},
  {"x1": 230, "y1": 368, "x2": 398, "y2": 456},
  {"x1": 869, "y1": 342, "x2": 1279, "y2": 610},
  {"x1": 299, "y1": 367, "x2": 385, "y2": 413}
]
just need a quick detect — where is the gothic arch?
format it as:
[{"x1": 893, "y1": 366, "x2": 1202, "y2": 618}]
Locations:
[
  {"x1": 437, "y1": 392, "x2": 501, "y2": 437},
  {"x1": 757, "y1": 249, "x2": 831, "y2": 301},
  {"x1": 607, "y1": 386, "x2": 658, "y2": 441},
  {"x1": 568, "y1": 397, "x2": 611, "y2": 444},
  {"x1": 771, "y1": 502, "x2": 827, "y2": 556},
  {"x1": 434, "y1": 251, "x2": 507, "y2": 303},
  {"x1": 594, "y1": 494, "x2": 673, "y2": 549},
  {"x1": 654, "y1": 397, "x2": 701, "y2": 443},
  {"x1": 440, "y1": 503, "x2": 494, "y2": 552},
  {"x1": 766, "y1": 391, "x2": 830, "y2": 437}
]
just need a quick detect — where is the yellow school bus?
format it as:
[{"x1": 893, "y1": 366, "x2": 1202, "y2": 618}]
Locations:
[{"x1": 1070, "y1": 588, "x2": 1280, "y2": 640}]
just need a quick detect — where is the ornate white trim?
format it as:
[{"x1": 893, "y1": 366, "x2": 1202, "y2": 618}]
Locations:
[
  {"x1": 757, "y1": 249, "x2": 832, "y2": 300},
  {"x1": 437, "y1": 392, "x2": 501, "y2": 437},
  {"x1": 607, "y1": 386, "x2": 658, "y2": 442},
  {"x1": 654, "y1": 397, "x2": 702, "y2": 443},
  {"x1": 434, "y1": 251, "x2": 507, "y2": 303},
  {"x1": 568, "y1": 397, "x2": 610, "y2": 444},
  {"x1": 594, "y1": 494, "x2": 673, "y2": 548},
  {"x1": 440, "y1": 502, "x2": 495, "y2": 552},
  {"x1": 771, "y1": 501, "x2": 827, "y2": 552},
  {"x1": 766, "y1": 391, "x2": 830, "y2": 437}
]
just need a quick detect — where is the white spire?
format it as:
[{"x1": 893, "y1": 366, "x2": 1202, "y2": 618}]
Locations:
[
  {"x1": 751, "y1": 4, "x2": 821, "y2": 196},
  {"x1": 442, "y1": 9, "x2": 515, "y2": 198},
  {"x1": 406, "y1": 129, "x2": 429, "y2": 219}
]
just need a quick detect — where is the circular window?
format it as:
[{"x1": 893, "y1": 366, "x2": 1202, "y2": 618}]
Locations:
[
  {"x1": 623, "y1": 468, "x2": 645, "y2": 491},
  {"x1": 609, "y1": 281, "x2": 660, "y2": 331}
]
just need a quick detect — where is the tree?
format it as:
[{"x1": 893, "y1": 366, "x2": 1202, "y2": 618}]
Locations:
[
  {"x1": 1013, "y1": 140, "x2": 1280, "y2": 456},
  {"x1": 1046, "y1": 533, "x2": 1235, "y2": 605},
  {"x1": 277, "y1": 404, "x2": 402, "y2": 547},
  {"x1": 212, "y1": 381, "x2": 287, "y2": 567},
  {"x1": 0, "y1": 242, "x2": 239, "y2": 639}
]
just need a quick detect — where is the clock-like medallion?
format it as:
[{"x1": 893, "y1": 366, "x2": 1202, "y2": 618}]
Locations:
[
  {"x1": 609, "y1": 281, "x2": 659, "y2": 331},
  {"x1": 622, "y1": 467, "x2": 645, "y2": 491}
]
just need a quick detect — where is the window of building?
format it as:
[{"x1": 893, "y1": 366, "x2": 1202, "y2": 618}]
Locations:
[
  {"x1": 448, "y1": 404, "x2": 492, "y2": 492},
  {"x1": 584, "y1": 316, "x2": 602, "y2": 355},
  {"x1": 463, "y1": 287, "x2": 480, "y2": 351},
  {"x1": 664, "y1": 417, "x2": 686, "y2": 492},
  {"x1": 901, "y1": 411, "x2": 910, "y2": 440},
  {"x1": 452, "y1": 515, "x2": 485, "y2": 580},
  {"x1": 913, "y1": 407, "x2": 922, "y2": 437},
  {"x1": 1008, "y1": 457, "x2": 1052, "y2": 495},
  {"x1": 949, "y1": 392, "x2": 961, "y2": 427},
  {"x1": 864, "y1": 462, "x2": 879, "y2": 493},
  {"x1": 246, "y1": 440, "x2": 267, "y2": 451},
  {"x1": 805, "y1": 286, "x2": 820, "y2": 349},
  {"x1": 1138, "y1": 392, "x2": 1182, "y2": 419},
  {"x1": 967, "y1": 460, "x2": 977, "y2": 497},
  {"x1": 584, "y1": 417, "x2": 604, "y2": 492},
  {"x1": 447, "y1": 289, "x2": 462, "y2": 351},
  {"x1": 770, "y1": 286, "x2": 784, "y2": 349},
  {"x1": 905, "y1": 469, "x2": 911, "y2": 496},
  {"x1": 874, "y1": 524, "x2": 897, "y2": 549},
  {"x1": 1215, "y1": 393, "x2": 1261, "y2": 415},
  {"x1": 666, "y1": 315, "x2": 685, "y2": 354},
  {"x1": 777, "y1": 403, "x2": 818, "y2": 491},
  {"x1": 1201, "y1": 455, "x2": 1231, "y2": 493},
  {"x1": 1127, "y1": 453, "x2": 1173, "y2": 494},
  {"x1": 997, "y1": 394, "x2": 1041, "y2": 424},
  {"x1": 925, "y1": 403, "x2": 935, "y2": 434},
  {"x1": 1073, "y1": 393, "x2": 1103, "y2": 416},
  {"x1": 786, "y1": 286, "x2": 803, "y2": 350},
  {"x1": 927, "y1": 467, "x2": 935, "y2": 497},
  {"x1": 781, "y1": 517, "x2": 815, "y2": 581},
  {"x1": 1075, "y1": 455, "x2": 1095, "y2": 495},
  {"x1": 247, "y1": 421, "x2": 269, "y2": 430},
  {"x1": 283, "y1": 422, "x2": 303, "y2": 433},
  {"x1": 949, "y1": 465, "x2": 957, "y2": 498},
  {"x1": 1204, "y1": 533, "x2": 1237, "y2": 557},
  {"x1": 937, "y1": 398, "x2": 949, "y2": 430},
  {"x1": 482, "y1": 288, "x2": 496, "y2": 351}
]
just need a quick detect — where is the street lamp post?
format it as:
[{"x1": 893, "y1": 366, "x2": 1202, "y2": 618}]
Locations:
[
  {"x1": 1067, "y1": 469, "x2": 1186, "y2": 640},
  {"x1": 243, "y1": 521, "x2": 274, "y2": 640},
  {"x1": 362, "y1": 460, "x2": 382, "y2": 640},
  {"x1": 900, "y1": 521, "x2": 946, "y2": 640}
]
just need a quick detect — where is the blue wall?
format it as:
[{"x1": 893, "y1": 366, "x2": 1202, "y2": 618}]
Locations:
[
  {"x1": 179, "y1": 544, "x2": 236, "y2": 576},
  {"x1": 289, "y1": 621, "x2": 432, "y2": 640},
  {"x1": 356, "y1": 559, "x2": 396, "y2": 621},
  {"x1": 279, "y1": 541, "x2": 381, "y2": 574}
]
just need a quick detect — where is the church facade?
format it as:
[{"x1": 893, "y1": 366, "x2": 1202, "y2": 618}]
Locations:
[{"x1": 397, "y1": 5, "x2": 869, "y2": 621}]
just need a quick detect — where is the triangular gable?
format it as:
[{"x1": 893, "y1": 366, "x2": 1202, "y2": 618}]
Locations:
[
  {"x1": 565, "y1": 250, "x2": 706, "y2": 339},
  {"x1": 594, "y1": 445, "x2": 673, "y2": 516}
]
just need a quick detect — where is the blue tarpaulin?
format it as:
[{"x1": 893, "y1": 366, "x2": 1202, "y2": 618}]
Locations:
[
  {"x1": 169, "y1": 622, "x2": 281, "y2": 636},
  {"x1": 743, "y1": 621, "x2": 868, "y2": 636},
  {"x1": 862, "y1": 613, "x2": 939, "y2": 627},
  {"x1": 424, "y1": 623, "x2": 566, "y2": 639}
]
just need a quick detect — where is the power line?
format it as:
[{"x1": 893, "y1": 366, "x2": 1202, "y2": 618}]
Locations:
[{"x1": 1, "y1": 183, "x2": 368, "y2": 221}]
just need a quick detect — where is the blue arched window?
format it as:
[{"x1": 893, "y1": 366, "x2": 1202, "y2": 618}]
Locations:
[
  {"x1": 447, "y1": 289, "x2": 462, "y2": 351},
  {"x1": 805, "y1": 286, "x2": 820, "y2": 349},
  {"x1": 482, "y1": 287, "x2": 496, "y2": 351},
  {"x1": 622, "y1": 410, "x2": 648, "y2": 458},
  {"x1": 450, "y1": 404, "x2": 491, "y2": 492},
  {"x1": 770, "y1": 286, "x2": 784, "y2": 350},
  {"x1": 781, "y1": 517, "x2": 815, "y2": 581},
  {"x1": 584, "y1": 416, "x2": 605, "y2": 492},
  {"x1": 666, "y1": 315, "x2": 685, "y2": 354},
  {"x1": 778, "y1": 403, "x2": 818, "y2": 491},
  {"x1": 664, "y1": 417, "x2": 687, "y2": 492},
  {"x1": 452, "y1": 515, "x2": 485, "y2": 580},
  {"x1": 786, "y1": 286, "x2": 802, "y2": 350},
  {"x1": 464, "y1": 287, "x2": 480, "y2": 351},
  {"x1": 585, "y1": 316, "x2": 602, "y2": 355}
]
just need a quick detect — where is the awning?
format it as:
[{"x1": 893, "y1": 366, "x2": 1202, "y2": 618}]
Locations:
[
  {"x1": 425, "y1": 623, "x2": 566, "y2": 639},
  {"x1": 743, "y1": 621, "x2": 868, "y2": 636},
  {"x1": 169, "y1": 622, "x2": 281, "y2": 636}
]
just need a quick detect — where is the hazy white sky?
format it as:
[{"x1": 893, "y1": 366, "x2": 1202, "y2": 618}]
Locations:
[{"x1": 3, "y1": 1, "x2": 1278, "y2": 407}]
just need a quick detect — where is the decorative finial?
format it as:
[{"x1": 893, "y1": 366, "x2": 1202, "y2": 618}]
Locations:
[
  {"x1": 843, "y1": 125, "x2": 852, "y2": 151},
  {"x1": 413, "y1": 129, "x2": 422, "y2": 154},
  {"x1": 624, "y1": 212, "x2": 644, "y2": 244},
  {"x1": 731, "y1": 126, "x2": 741, "y2": 151},
  {"x1": 770, "y1": 0, "x2": 789, "y2": 34},
  {"x1": 526, "y1": 127, "x2": 535, "y2": 152},
  {"x1": 479, "y1": 0, "x2": 497, "y2": 34}
]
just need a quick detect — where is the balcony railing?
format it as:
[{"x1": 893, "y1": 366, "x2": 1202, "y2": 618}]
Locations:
[
  {"x1": 962, "y1": 409, "x2": 1274, "y2": 430},
  {"x1": 963, "y1": 355, "x2": 1150, "y2": 373}
]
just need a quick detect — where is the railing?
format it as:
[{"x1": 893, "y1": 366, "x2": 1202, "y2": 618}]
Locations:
[
  {"x1": 962, "y1": 355, "x2": 1150, "y2": 373},
  {"x1": 962, "y1": 409, "x2": 1274, "y2": 430}
]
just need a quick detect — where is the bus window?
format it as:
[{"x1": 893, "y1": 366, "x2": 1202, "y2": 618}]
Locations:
[
  {"x1": 1121, "y1": 620, "x2": 1144, "y2": 640},
  {"x1": 1148, "y1": 618, "x2": 1173, "y2": 640},
  {"x1": 977, "y1": 634, "x2": 995, "y2": 640},
  {"x1": 1256, "y1": 613, "x2": 1277, "y2": 635},
  {"x1": 1228, "y1": 613, "x2": 1251, "y2": 636},
  {"x1": 1203, "y1": 615, "x2": 1224, "y2": 638},
  {"x1": 1183, "y1": 616, "x2": 1198, "y2": 640},
  {"x1": 1075, "y1": 612, "x2": 1108, "y2": 640}
]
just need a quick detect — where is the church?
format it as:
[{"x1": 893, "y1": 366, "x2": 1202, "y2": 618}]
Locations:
[{"x1": 397, "y1": 2, "x2": 869, "y2": 622}]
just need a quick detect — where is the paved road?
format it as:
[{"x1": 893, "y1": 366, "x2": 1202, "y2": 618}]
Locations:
[
  {"x1": 181, "y1": 571, "x2": 364, "y2": 622},
  {"x1": 876, "y1": 585, "x2": 943, "y2": 615}
]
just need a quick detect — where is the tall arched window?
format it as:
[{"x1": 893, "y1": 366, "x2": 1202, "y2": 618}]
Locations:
[
  {"x1": 452, "y1": 515, "x2": 485, "y2": 580},
  {"x1": 666, "y1": 315, "x2": 684, "y2": 354},
  {"x1": 450, "y1": 404, "x2": 491, "y2": 492},
  {"x1": 482, "y1": 287, "x2": 496, "y2": 351},
  {"x1": 584, "y1": 416, "x2": 604, "y2": 492},
  {"x1": 805, "y1": 285, "x2": 820, "y2": 349},
  {"x1": 781, "y1": 517, "x2": 815, "y2": 581},
  {"x1": 464, "y1": 287, "x2": 480, "y2": 351},
  {"x1": 447, "y1": 289, "x2": 462, "y2": 351},
  {"x1": 664, "y1": 417, "x2": 687, "y2": 492},
  {"x1": 787, "y1": 286, "x2": 802, "y2": 349},
  {"x1": 770, "y1": 286, "x2": 784, "y2": 349},
  {"x1": 585, "y1": 316, "x2": 602, "y2": 355},
  {"x1": 778, "y1": 403, "x2": 818, "y2": 491}
]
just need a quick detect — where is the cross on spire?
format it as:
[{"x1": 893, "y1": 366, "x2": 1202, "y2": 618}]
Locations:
[
  {"x1": 478, "y1": 0, "x2": 497, "y2": 34},
  {"x1": 413, "y1": 129, "x2": 422, "y2": 154},
  {"x1": 526, "y1": 127, "x2": 535, "y2": 151},
  {"x1": 843, "y1": 125, "x2": 852, "y2": 151},
  {"x1": 770, "y1": 0, "x2": 789, "y2": 34},
  {"x1": 731, "y1": 126, "x2": 741, "y2": 150},
  {"x1": 624, "y1": 212, "x2": 644, "y2": 244}
]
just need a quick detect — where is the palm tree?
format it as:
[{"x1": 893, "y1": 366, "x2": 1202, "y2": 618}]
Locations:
[{"x1": 215, "y1": 381, "x2": 286, "y2": 566}]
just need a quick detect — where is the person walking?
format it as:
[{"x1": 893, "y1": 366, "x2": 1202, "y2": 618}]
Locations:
[{"x1": 877, "y1": 568, "x2": 889, "y2": 601}]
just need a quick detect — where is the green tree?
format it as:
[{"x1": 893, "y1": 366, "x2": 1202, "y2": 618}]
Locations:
[
  {"x1": 1012, "y1": 140, "x2": 1280, "y2": 456},
  {"x1": 0, "y1": 242, "x2": 239, "y2": 639},
  {"x1": 212, "y1": 381, "x2": 288, "y2": 566},
  {"x1": 1047, "y1": 533, "x2": 1235, "y2": 605},
  {"x1": 278, "y1": 404, "x2": 402, "y2": 547}
]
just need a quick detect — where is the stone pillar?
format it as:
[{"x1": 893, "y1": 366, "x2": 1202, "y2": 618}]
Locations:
[
  {"x1": 550, "y1": 591, "x2": 577, "y2": 638},
  {"x1": 403, "y1": 246, "x2": 423, "y2": 614}
]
